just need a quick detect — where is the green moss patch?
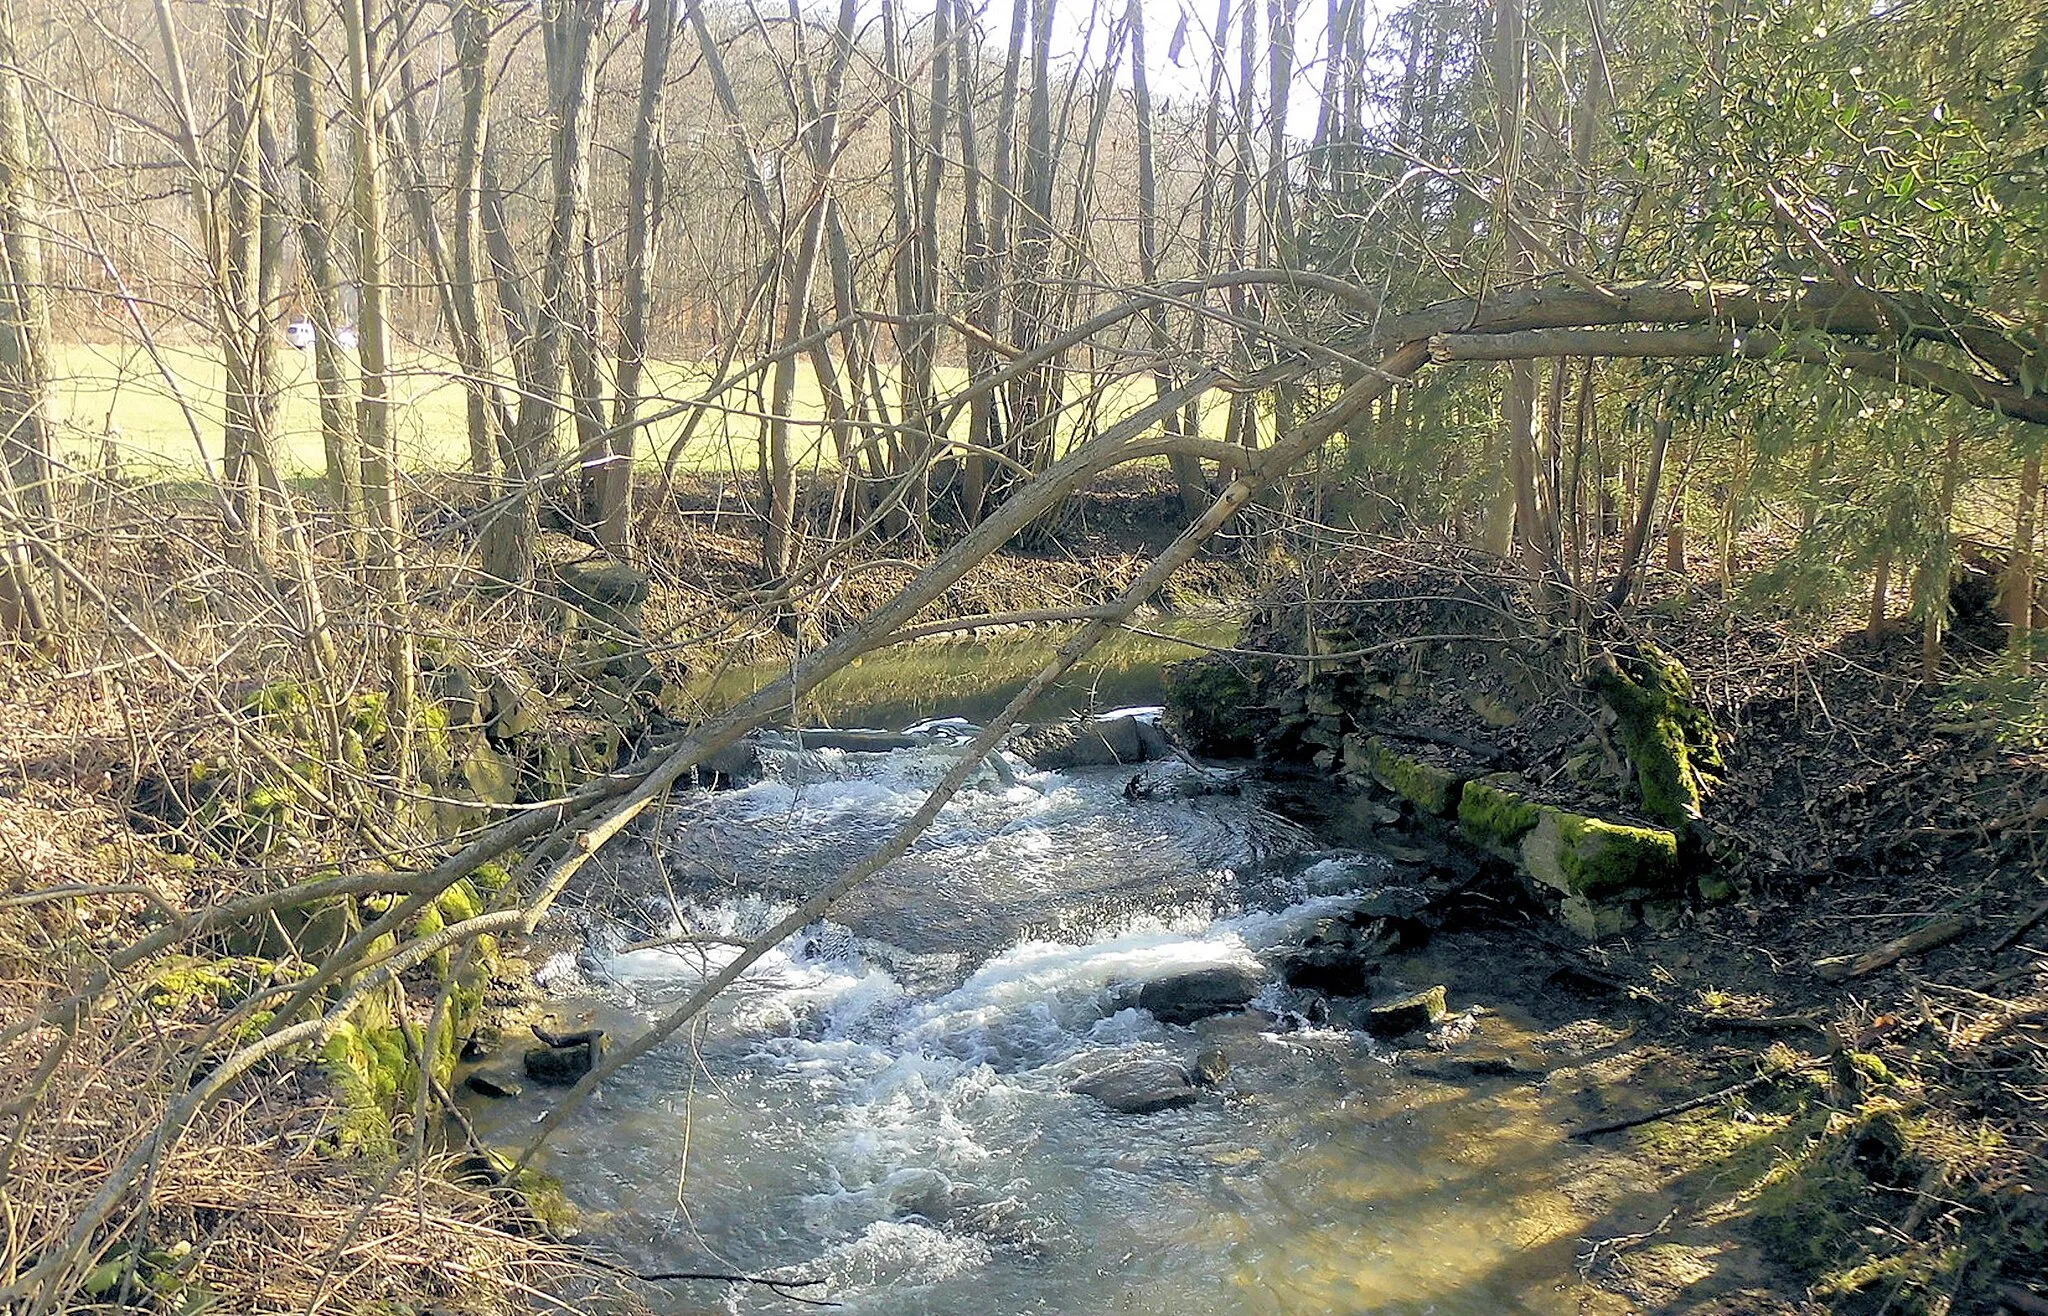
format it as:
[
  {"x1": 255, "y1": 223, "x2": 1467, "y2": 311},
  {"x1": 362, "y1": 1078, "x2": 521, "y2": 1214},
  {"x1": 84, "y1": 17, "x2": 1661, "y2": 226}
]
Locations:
[
  {"x1": 1364, "y1": 737, "x2": 1466, "y2": 816},
  {"x1": 1519, "y1": 807, "x2": 1681, "y2": 900},
  {"x1": 1591, "y1": 644, "x2": 1723, "y2": 827},
  {"x1": 321, "y1": 1016, "x2": 416, "y2": 1158},
  {"x1": 1456, "y1": 775, "x2": 1542, "y2": 858}
]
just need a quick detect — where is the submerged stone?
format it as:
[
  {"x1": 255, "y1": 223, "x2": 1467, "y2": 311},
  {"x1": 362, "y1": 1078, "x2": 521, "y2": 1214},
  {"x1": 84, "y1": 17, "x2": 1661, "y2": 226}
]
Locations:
[
  {"x1": 523, "y1": 1033, "x2": 603, "y2": 1086},
  {"x1": 1136, "y1": 964, "x2": 1265, "y2": 1025}
]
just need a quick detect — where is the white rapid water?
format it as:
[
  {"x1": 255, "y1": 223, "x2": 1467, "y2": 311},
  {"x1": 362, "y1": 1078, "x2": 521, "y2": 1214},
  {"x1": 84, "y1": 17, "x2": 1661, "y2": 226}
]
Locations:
[{"x1": 467, "y1": 732, "x2": 1601, "y2": 1315}]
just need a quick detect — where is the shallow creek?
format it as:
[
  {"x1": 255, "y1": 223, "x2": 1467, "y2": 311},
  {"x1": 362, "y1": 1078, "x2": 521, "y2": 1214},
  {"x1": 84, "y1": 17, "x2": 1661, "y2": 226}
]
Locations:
[{"x1": 469, "y1": 626, "x2": 1627, "y2": 1314}]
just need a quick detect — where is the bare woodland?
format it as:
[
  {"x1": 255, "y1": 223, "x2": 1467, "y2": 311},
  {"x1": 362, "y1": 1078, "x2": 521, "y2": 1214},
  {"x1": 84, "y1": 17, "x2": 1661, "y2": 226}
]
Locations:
[{"x1": 0, "y1": 0, "x2": 2044, "y2": 1307}]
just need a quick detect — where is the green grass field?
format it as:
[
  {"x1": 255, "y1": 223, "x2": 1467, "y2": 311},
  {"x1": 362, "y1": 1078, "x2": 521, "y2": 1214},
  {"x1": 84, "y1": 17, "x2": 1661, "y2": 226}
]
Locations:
[{"x1": 49, "y1": 340, "x2": 1237, "y2": 481}]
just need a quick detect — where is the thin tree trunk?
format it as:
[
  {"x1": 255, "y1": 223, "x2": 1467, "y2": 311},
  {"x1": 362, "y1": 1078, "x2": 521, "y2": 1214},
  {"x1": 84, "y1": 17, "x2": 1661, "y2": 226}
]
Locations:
[
  {"x1": 605, "y1": 0, "x2": 681, "y2": 557},
  {"x1": 1006, "y1": 0, "x2": 1061, "y2": 478},
  {"x1": 286, "y1": 0, "x2": 362, "y2": 528},
  {"x1": 953, "y1": 0, "x2": 998, "y2": 523},
  {"x1": 1221, "y1": 0, "x2": 1257, "y2": 457},
  {"x1": 340, "y1": 0, "x2": 413, "y2": 718},
  {"x1": 1869, "y1": 543, "x2": 1894, "y2": 641},
  {"x1": 0, "y1": 0, "x2": 51, "y2": 648},
  {"x1": 1606, "y1": 403, "x2": 1670, "y2": 608},
  {"x1": 1184, "y1": 0, "x2": 1232, "y2": 461},
  {"x1": 1920, "y1": 427, "x2": 1966, "y2": 678},
  {"x1": 1130, "y1": 0, "x2": 1205, "y2": 518},
  {"x1": 2008, "y1": 451, "x2": 2042, "y2": 672}
]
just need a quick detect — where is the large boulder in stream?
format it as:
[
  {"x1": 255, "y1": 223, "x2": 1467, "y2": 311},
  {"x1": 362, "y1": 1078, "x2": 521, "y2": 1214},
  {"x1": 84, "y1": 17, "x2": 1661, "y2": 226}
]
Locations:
[
  {"x1": 1068, "y1": 1058, "x2": 1201, "y2": 1114},
  {"x1": 1009, "y1": 715, "x2": 1169, "y2": 770},
  {"x1": 1136, "y1": 964, "x2": 1265, "y2": 1025}
]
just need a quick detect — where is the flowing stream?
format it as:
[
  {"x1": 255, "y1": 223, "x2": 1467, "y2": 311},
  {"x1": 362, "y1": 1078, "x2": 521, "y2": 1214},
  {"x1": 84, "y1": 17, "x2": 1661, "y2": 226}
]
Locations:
[{"x1": 469, "y1": 624, "x2": 1616, "y2": 1314}]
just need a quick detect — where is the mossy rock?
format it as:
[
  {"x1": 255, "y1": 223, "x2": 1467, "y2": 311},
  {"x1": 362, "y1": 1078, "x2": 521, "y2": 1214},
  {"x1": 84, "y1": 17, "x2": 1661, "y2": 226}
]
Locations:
[
  {"x1": 1520, "y1": 808, "x2": 1681, "y2": 901},
  {"x1": 347, "y1": 692, "x2": 391, "y2": 750},
  {"x1": 1364, "y1": 738, "x2": 1466, "y2": 816},
  {"x1": 1160, "y1": 655, "x2": 1262, "y2": 757},
  {"x1": 240, "y1": 680, "x2": 314, "y2": 737},
  {"x1": 508, "y1": 1169, "x2": 580, "y2": 1237},
  {"x1": 1558, "y1": 893, "x2": 1638, "y2": 940},
  {"x1": 226, "y1": 893, "x2": 359, "y2": 959},
  {"x1": 321, "y1": 1017, "x2": 415, "y2": 1158},
  {"x1": 557, "y1": 561, "x2": 650, "y2": 609},
  {"x1": 1590, "y1": 644, "x2": 1723, "y2": 827},
  {"x1": 486, "y1": 674, "x2": 543, "y2": 742},
  {"x1": 460, "y1": 738, "x2": 520, "y2": 806},
  {"x1": 1456, "y1": 774, "x2": 1543, "y2": 859},
  {"x1": 425, "y1": 663, "x2": 483, "y2": 728},
  {"x1": 148, "y1": 955, "x2": 287, "y2": 1016}
]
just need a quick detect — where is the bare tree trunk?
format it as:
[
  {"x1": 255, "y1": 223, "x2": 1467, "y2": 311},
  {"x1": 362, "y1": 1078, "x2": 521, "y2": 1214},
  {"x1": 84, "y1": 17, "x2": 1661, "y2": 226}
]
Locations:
[
  {"x1": 286, "y1": 0, "x2": 362, "y2": 529},
  {"x1": 1482, "y1": 0, "x2": 1535, "y2": 564},
  {"x1": 1006, "y1": 0, "x2": 1061, "y2": 479},
  {"x1": 1130, "y1": 0, "x2": 1204, "y2": 518},
  {"x1": 605, "y1": 0, "x2": 681, "y2": 557},
  {"x1": 390, "y1": 57, "x2": 505, "y2": 486},
  {"x1": 1606, "y1": 403, "x2": 1670, "y2": 608},
  {"x1": 1868, "y1": 543, "x2": 1894, "y2": 641},
  {"x1": 340, "y1": 0, "x2": 414, "y2": 718},
  {"x1": 542, "y1": 0, "x2": 607, "y2": 540},
  {"x1": 1184, "y1": 0, "x2": 1232, "y2": 462},
  {"x1": 1220, "y1": 0, "x2": 1257, "y2": 458},
  {"x1": 2008, "y1": 450, "x2": 2042, "y2": 672},
  {"x1": 0, "y1": 0, "x2": 51, "y2": 649},
  {"x1": 1262, "y1": 0, "x2": 1297, "y2": 439},
  {"x1": 1919, "y1": 427, "x2": 1966, "y2": 678},
  {"x1": 0, "y1": 0, "x2": 42, "y2": 511},
  {"x1": 953, "y1": 0, "x2": 998, "y2": 523}
]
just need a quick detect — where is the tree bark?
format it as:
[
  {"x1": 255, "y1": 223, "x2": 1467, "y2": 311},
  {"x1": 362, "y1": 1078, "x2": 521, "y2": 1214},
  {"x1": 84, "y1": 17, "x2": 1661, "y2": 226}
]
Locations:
[
  {"x1": 1129, "y1": 0, "x2": 1206, "y2": 518},
  {"x1": 0, "y1": 0, "x2": 51, "y2": 647},
  {"x1": 605, "y1": 0, "x2": 682, "y2": 557},
  {"x1": 286, "y1": 0, "x2": 362, "y2": 528},
  {"x1": 2008, "y1": 451, "x2": 2042, "y2": 671},
  {"x1": 340, "y1": 0, "x2": 414, "y2": 717}
]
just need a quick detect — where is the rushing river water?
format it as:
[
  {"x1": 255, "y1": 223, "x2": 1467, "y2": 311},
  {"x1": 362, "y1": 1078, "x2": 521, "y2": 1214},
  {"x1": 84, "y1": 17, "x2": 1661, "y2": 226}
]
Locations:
[{"x1": 469, "y1": 626, "x2": 1616, "y2": 1315}]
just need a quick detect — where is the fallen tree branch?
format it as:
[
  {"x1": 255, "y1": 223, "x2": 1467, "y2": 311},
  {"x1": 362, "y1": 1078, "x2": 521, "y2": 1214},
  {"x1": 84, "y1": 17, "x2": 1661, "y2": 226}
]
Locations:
[{"x1": 1814, "y1": 914, "x2": 1974, "y2": 983}]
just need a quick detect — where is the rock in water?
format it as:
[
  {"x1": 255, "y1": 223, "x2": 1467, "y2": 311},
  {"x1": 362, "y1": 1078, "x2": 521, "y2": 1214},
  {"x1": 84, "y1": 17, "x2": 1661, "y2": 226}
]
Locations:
[
  {"x1": 462, "y1": 1069, "x2": 524, "y2": 1100},
  {"x1": 523, "y1": 1027, "x2": 605, "y2": 1086},
  {"x1": 1364, "y1": 985, "x2": 1449, "y2": 1038},
  {"x1": 1136, "y1": 964, "x2": 1265, "y2": 1025},
  {"x1": 1280, "y1": 945, "x2": 1380, "y2": 997},
  {"x1": 1010, "y1": 715, "x2": 1164, "y2": 770},
  {"x1": 1190, "y1": 1048, "x2": 1231, "y2": 1087},
  {"x1": 1069, "y1": 1059, "x2": 1200, "y2": 1114}
]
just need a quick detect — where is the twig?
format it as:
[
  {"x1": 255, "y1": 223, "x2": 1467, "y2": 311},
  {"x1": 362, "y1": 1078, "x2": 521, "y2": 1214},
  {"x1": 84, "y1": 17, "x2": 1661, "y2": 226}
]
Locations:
[
  {"x1": 1571, "y1": 1065, "x2": 1795, "y2": 1140},
  {"x1": 1994, "y1": 898, "x2": 2048, "y2": 954},
  {"x1": 569, "y1": 1250, "x2": 836, "y2": 1306}
]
